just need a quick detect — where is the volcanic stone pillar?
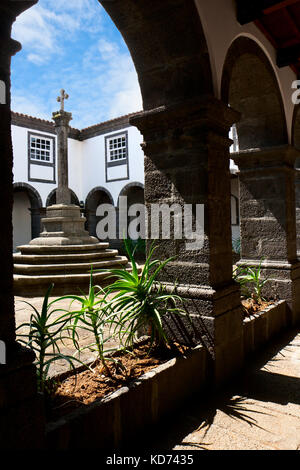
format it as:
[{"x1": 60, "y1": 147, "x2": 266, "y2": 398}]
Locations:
[
  {"x1": 52, "y1": 93, "x2": 72, "y2": 205},
  {"x1": 233, "y1": 146, "x2": 300, "y2": 325},
  {"x1": 0, "y1": 0, "x2": 45, "y2": 449},
  {"x1": 295, "y1": 169, "x2": 300, "y2": 254},
  {"x1": 131, "y1": 98, "x2": 244, "y2": 384}
]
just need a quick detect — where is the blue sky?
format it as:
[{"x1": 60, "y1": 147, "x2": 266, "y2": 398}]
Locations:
[{"x1": 11, "y1": 0, "x2": 142, "y2": 129}]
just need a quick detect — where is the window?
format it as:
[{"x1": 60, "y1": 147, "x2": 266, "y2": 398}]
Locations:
[
  {"x1": 105, "y1": 131, "x2": 129, "y2": 182},
  {"x1": 30, "y1": 135, "x2": 53, "y2": 163},
  {"x1": 28, "y1": 131, "x2": 56, "y2": 184},
  {"x1": 107, "y1": 134, "x2": 127, "y2": 162}
]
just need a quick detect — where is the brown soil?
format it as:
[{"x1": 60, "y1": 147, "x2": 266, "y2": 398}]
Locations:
[
  {"x1": 241, "y1": 298, "x2": 274, "y2": 318},
  {"x1": 47, "y1": 341, "x2": 189, "y2": 421}
]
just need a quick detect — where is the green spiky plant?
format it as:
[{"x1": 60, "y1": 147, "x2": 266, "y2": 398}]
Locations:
[
  {"x1": 233, "y1": 258, "x2": 269, "y2": 303},
  {"x1": 105, "y1": 239, "x2": 185, "y2": 350},
  {"x1": 16, "y1": 284, "x2": 79, "y2": 393},
  {"x1": 59, "y1": 270, "x2": 117, "y2": 377}
]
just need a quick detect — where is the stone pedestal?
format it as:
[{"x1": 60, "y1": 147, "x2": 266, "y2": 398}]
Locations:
[
  {"x1": 30, "y1": 204, "x2": 98, "y2": 246},
  {"x1": 131, "y1": 97, "x2": 244, "y2": 384},
  {"x1": 233, "y1": 146, "x2": 300, "y2": 325}
]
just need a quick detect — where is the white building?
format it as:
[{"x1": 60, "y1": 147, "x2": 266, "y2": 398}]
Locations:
[{"x1": 11, "y1": 111, "x2": 240, "y2": 252}]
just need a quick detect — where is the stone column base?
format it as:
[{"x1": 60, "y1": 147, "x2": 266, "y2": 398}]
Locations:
[
  {"x1": 30, "y1": 204, "x2": 98, "y2": 246},
  {"x1": 162, "y1": 282, "x2": 244, "y2": 385}
]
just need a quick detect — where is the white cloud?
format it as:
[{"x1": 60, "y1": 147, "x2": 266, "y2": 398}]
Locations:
[
  {"x1": 12, "y1": 94, "x2": 50, "y2": 121},
  {"x1": 12, "y1": 0, "x2": 103, "y2": 65}
]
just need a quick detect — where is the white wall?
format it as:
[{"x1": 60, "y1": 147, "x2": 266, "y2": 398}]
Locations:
[
  {"x1": 12, "y1": 125, "x2": 57, "y2": 206},
  {"x1": 12, "y1": 122, "x2": 145, "y2": 209},
  {"x1": 80, "y1": 126, "x2": 144, "y2": 206}
]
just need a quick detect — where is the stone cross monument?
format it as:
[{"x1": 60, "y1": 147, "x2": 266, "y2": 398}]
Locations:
[
  {"x1": 14, "y1": 89, "x2": 130, "y2": 295},
  {"x1": 52, "y1": 89, "x2": 72, "y2": 205},
  {"x1": 28, "y1": 90, "x2": 99, "y2": 246}
]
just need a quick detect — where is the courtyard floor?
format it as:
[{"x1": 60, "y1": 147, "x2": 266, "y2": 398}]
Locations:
[
  {"x1": 148, "y1": 327, "x2": 300, "y2": 451},
  {"x1": 15, "y1": 295, "x2": 300, "y2": 450}
]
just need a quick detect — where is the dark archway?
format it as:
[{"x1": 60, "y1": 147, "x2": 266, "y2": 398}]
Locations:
[
  {"x1": 85, "y1": 186, "x2": 114, "y2": 238},
  {"x1": 13, "y1": 182, "x2": 42, "y2": 250},
  {"x1": 46, "y1": 188, "x2": 80, "y2": 207},
  {"x1": 118, "y1": 182, "x2": 145, "y2": 259},
  {"x1": 118, "y1": 182, "x2": 144, "y2": 205},
  {"x1": 221, "y1": 37, "x2": 288, "y2": 150}
]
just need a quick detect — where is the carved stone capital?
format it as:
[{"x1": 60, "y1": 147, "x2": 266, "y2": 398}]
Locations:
[{"x1": 232, "y1": 145, "x2": 300, "y2": 171}]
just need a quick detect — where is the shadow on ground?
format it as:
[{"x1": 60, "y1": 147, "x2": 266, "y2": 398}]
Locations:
[{"x1": 134, "y1": 327, "x2": 300, "y2": 450}]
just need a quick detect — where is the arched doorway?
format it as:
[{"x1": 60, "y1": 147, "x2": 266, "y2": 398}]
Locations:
[
  {"x1": 13, "y1": 183, "x2": 42, "y2": 251},
  {"x1": 85, "y1": 186, "x2": 114, "y2": 239},
  {"x1": 118, "y1": 182, "x2": 145, "y2": 259},
  {"x1": 46, "y1": 188, "x2": 80, "y2": 207}
]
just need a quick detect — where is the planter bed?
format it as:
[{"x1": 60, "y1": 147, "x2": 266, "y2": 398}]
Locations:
[
  {"x1": 243, "y1": 300, "x2": 287, "y2": 356},
  {"x1": 46, "y1": 344, "x2": 208, "y2": 450}
]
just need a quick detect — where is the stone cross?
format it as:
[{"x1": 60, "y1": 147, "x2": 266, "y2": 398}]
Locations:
[
  {"x1": 53, "y1": 90, "x2": 72, "y2": 205},
  {"x1": 57, "y1": 89, "x2": 69, "y2": 112}
]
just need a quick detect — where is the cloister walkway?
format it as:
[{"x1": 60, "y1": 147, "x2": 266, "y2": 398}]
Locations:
[{"x1": 15, "y1": 296, "x2": 300, "y2": 450}]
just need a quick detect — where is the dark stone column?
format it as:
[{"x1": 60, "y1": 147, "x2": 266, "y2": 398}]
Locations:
[
  {"x1": 131, "y1": 97, "x2": 244, "y2": 384},
  {"x1": 295, "y1": 169, "x2": 300, "y2": 255},
  {"x1": 233, "y1": 146, "x2": 300, "y2": 325},
  {"x1": 0, "y1": 0, "x2": 45, "y2": 449}
]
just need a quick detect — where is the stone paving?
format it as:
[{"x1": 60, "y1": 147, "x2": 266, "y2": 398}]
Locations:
[
  {"x1": 148, "y1": 328, "x2": 300, "y2": 451},
  {"x1": 14, "y1": 294, "x2": 120, "y2": 377}
]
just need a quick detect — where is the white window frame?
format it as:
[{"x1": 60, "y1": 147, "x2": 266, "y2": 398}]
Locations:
[
  {"x1": 106, "y1": 132, "x2": 128, "y2": 163},
  {"x1": 29, "y1": 134, "x2": 54, "y2": 164}
]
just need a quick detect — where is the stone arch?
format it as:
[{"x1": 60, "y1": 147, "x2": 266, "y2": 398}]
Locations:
[
  {"x1": 85, "y1": 187, "x2": 114, "y2": 238},
  {"x1": 221, "y1": 36, "x2": 288, "y2": 150},
  {"x1": 100, "y1": 0, "x2": 213, "y2": 109},
  {"x1": 118, "y1": 182, "x2": 145, "y2": 242},
  {"x1": 118, "y1": 182, "x2": 145, "y2": 204},
  {"x1": 13, "y1": 182, "x2": 43, "y2": 248},
  {"x1": 46, "y1": 188, "x2": 79, "y2": 207}
]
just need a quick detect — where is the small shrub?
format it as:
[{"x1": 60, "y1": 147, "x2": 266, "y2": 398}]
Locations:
[
  {"x1": 105, "y1": 239, "x2": 185, "y2": 350},
  {"x1": 16, "y1": 284, "x2": 79, "y2": 393},
  {"x1": 233, "y1": 258, "x2": 268, "y2": 303},
  {"x1": 60, "y1": 270, "x2": 117, "y2": 377}
]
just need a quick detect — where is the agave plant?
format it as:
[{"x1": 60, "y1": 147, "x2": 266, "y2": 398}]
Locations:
[
  {"x1": 233, "y1": 258, "x2": 268, "y2": 303},
  {"x1": 105, "y1": 239, "x2": 185, "y2": 350},
  {"x1": 60, "y1": 270, "x2": 117, "y2": 377},
  {"x1": 16, "y1": 284, "x2": 79, "y2": 393}
]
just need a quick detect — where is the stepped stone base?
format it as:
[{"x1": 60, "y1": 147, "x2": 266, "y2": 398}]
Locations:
[
  {"x1": 14, "y1": 204, "x2": 131, "y2": 296},
  {"x1": 14, "y1": 243, "x2": 131, "y2": 296}
]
